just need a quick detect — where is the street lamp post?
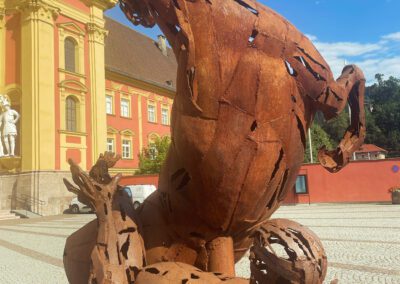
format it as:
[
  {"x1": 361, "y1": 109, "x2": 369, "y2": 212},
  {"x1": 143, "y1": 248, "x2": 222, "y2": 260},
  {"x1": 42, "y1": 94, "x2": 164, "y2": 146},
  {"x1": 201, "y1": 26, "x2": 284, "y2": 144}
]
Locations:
[{"x1": 308, "y1": 127, "x2": 314, "y2": 163}]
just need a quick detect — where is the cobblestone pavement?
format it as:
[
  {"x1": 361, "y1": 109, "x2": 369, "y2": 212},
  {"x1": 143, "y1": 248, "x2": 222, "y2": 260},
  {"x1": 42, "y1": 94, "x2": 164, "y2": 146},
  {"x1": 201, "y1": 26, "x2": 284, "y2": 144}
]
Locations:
[{"x1": 0, "y1": 204, "x2": 399, "y2": 283}]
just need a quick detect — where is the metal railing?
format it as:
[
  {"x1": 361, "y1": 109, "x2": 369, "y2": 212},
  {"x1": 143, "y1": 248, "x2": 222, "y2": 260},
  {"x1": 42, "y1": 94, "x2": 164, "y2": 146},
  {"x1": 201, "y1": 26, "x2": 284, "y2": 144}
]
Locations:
[{"x1": 8, "y1": 193, "x2": 46, "y2": 217}]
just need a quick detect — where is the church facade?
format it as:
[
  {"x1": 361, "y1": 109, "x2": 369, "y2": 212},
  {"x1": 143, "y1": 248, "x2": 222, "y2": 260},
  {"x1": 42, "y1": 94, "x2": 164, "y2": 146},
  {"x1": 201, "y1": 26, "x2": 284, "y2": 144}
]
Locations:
[{"x1": 0, "y1": 0, "x2": 177, "y2": 215}]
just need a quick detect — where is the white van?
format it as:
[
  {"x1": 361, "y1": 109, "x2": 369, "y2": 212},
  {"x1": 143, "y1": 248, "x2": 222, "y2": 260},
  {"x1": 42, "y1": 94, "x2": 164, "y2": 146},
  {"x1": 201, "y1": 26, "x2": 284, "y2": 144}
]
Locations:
[{"x1": 123, "y1": 184, "x2": 157, "y2": 209}]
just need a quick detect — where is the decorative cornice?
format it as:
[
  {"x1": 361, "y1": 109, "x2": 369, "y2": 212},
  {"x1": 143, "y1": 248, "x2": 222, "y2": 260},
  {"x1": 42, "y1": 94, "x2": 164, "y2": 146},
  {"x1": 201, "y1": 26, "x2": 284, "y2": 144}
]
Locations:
[
  {"x1": 57, "y1": 22, "x2": 86, "y2": 37},
  {"x1": 107, "y1": 126, "x2": 118, "y2": 134},
  {"x1": 120, "y1": 129, "x2": 135, "y2": 136},
  {"x1": 59, "y1": 79, "x2": 88, "y2": 94},
  {"x1": 17, "y1": 0, "x2": 60, "y2": 23},
  {"x1": 82, "y1": 0, "x2": 117, "y2": 10},
  {"x1": 86, "y1": 22, "x2": 108, "y2": 44}
]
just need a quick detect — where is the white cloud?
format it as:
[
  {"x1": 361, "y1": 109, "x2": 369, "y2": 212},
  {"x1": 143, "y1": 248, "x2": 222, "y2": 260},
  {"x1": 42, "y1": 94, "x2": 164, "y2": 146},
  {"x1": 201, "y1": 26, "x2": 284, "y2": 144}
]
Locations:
[
  {"x1": 306, "y1": 32, "x2": 400, "y2": 85},
  {"x1": 314, "y1": 42, "x2": 382, "y2": 57},
  {"x1": 382, "y1": 32, "x2": 400, "y2": 42},
  {"x1": 305, "y1": 34, "x2": 317, "y2": 41}
]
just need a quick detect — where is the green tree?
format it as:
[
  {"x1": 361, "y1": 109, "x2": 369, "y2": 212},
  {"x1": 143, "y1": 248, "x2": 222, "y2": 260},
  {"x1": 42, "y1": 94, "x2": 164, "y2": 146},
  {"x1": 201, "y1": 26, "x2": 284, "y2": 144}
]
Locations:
[
  {"x1": 365, "y1": 75, "x2": 400, "y2": 157},
  {"x1": 136, "y1": 136, "x2": 171, "y2": 174},
  {"x1": 321, "y1": 110, "x2": 349, "y2": 145},
  {"x1": 304, "y1": 123, "x2": 333, "y2": 163}
]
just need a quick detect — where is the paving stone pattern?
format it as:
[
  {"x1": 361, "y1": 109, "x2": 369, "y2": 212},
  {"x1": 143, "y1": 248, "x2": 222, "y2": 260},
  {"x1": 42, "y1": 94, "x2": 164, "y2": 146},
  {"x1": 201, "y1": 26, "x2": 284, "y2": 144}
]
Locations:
[{"x1": 0, "y1": 204, "x2": 399, "y2": 283}]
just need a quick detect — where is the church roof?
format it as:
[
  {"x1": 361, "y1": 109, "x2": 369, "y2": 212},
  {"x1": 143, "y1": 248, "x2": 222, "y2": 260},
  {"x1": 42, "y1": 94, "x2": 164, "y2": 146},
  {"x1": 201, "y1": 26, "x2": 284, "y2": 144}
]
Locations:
[{"x1": 104, "y1": 17, "x2": 177, "y2": 91}]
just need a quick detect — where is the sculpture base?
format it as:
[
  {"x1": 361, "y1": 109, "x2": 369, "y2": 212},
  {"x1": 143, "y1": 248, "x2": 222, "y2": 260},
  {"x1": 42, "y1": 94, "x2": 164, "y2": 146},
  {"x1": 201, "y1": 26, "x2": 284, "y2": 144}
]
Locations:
[{"x1": 0, "y1": 156, "x2": 21, "y2": 173}]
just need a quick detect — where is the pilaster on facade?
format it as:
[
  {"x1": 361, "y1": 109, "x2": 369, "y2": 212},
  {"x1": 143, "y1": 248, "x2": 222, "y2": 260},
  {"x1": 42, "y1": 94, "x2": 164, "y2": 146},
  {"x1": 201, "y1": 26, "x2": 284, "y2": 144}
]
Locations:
[
  {"x1": 82, "y1": 0, "x2": 117, "y2": 11},
  {"x1": 19, "y1": 0, "x2": 58, "y2": 172},
  {"x1": 86, "y1": 22, "x2": 108, "y2": 45},
  {"x1": 0, "y1": 1, "x2": 5, "y2": 91},
  {"x1": 0, "y1": 2, "x2": 5, "y2": 21},
  {"x1": 84, "y1": 0, "x2": 116, "y2": 29},
  {"x1": 85, "y1": 0, "x2": 115, "y2": 165}
]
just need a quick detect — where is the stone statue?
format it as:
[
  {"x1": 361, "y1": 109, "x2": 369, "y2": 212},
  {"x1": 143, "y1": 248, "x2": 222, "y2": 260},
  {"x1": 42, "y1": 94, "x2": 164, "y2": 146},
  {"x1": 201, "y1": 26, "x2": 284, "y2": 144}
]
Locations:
[
  {"x1": 63, "y1": 1, "x2": 366, "y2": 283},
  {"x1": 0, "y1": 94, "x2": 20, "y2": 157}
]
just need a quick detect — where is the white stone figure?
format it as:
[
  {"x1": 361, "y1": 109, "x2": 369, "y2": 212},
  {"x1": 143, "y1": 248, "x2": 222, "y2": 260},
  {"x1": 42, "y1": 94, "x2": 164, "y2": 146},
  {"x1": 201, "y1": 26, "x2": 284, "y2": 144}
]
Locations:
[
  {"x1": 0, "y1": 96, "x2": 19, "y2": 157},
  {"x1": 0, "y1": 112, "x2": 4, "y2": 157}
]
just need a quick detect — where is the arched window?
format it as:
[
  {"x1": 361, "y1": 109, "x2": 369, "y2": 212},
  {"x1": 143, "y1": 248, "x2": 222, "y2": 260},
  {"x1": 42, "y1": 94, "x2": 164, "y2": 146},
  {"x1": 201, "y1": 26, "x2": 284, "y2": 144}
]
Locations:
[
  {"x1": 65, "y1": 37, "x2": 77, "y2": 73},
  {"x1": 66, "y1": 96, "x2": 78, "y2": 132}
]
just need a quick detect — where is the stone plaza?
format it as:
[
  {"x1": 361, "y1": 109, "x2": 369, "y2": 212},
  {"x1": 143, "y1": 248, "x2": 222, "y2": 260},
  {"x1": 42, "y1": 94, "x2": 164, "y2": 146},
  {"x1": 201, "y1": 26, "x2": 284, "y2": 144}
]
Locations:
[{"x1": 0, "y1": 203, "x2": 399, "y2": 284}]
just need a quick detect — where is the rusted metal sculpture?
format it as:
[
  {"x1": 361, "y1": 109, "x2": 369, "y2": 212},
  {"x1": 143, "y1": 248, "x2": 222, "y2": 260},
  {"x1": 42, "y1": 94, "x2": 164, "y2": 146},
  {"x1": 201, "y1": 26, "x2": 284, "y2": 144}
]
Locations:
[
  {"x1": 64, "y1": 0, "x2": 366, "y2": 283},
  {"x1": 250, "y1": 219, "x2": 327, "y2": 283}
]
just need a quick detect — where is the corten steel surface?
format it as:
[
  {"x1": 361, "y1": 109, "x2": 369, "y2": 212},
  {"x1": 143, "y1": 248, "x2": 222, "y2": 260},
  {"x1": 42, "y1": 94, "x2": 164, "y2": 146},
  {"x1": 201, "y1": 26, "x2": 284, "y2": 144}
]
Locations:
[
  {"x1": 250, "y1": 219, "x2": 327, "y2": 283},
  {"x1": 63, "y1": 0, "x2": 366, "y2": 283}
]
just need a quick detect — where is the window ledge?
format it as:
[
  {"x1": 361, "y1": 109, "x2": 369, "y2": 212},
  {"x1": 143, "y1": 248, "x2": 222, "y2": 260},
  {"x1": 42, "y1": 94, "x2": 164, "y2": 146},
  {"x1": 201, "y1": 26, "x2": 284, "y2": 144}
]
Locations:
[
  {"x1": 58, "y1": 68, "x2": 86, "y2": 79},
  {"x1": 59, "y1": 130, "x2": 88, "y2": 136}
]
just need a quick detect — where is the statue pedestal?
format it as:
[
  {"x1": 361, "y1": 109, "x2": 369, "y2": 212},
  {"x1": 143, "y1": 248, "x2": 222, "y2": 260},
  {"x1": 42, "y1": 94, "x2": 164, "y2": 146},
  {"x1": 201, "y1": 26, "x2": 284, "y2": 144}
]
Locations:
[{"x1": 0, "y1": 156, "x2": 21, "y2": 173}]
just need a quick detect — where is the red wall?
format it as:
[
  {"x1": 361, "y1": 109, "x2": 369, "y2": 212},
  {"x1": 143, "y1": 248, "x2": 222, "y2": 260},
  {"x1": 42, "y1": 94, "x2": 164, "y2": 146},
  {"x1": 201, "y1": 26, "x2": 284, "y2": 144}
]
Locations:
[
  {"x1": 120, "y1": 175, "x2": 159, "y2": 187},
  {"x1": 284, "y1": 158, "x2": 400, "y2": 204},
  {"x1": 119, "y1": 159, "x2": 400, "y2": 204}
]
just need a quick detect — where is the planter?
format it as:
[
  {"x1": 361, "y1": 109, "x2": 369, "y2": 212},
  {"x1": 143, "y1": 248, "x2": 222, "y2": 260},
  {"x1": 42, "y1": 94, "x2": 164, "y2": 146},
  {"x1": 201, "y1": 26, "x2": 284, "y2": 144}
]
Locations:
[{"x1": 392, "y1": 191, "x2": 400, "y2": 204}]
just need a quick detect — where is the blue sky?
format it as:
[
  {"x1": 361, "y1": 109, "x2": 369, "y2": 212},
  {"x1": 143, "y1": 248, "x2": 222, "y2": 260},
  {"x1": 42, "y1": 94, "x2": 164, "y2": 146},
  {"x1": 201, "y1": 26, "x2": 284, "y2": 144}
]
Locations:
[{"x1": 106, "y1": 0, "x2": 400, "y2": 84}]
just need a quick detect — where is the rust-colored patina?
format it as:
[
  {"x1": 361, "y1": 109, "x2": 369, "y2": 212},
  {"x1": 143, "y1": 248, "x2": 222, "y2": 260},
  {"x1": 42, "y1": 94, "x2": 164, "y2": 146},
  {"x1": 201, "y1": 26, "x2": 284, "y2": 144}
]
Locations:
[
  {"x1": 250, "y1": 219, "x2": 328, "y2": 283},
  {"x1": 63, "y1": 0, "x2": 366, "y2": 283}
]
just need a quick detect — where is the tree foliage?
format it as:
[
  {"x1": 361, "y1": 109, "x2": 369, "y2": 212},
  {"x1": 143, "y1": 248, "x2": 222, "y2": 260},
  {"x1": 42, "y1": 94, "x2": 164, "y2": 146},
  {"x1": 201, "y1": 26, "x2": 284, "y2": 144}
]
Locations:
[
  {"x1": 365, "y1": 75, "x2": 400, "y2": 157},
  {"x1": 320, "y1": 110, "x2": 349, "y2": 145},
  {"x1": 136, "y1": 136, "x2": 171, "y2": 175},
  {"x1": 304, "y1": 123, "x2": 333, "y2": 163},
  {"x1": 315, "y1": 74, "x2": 400, "y2": 158}
]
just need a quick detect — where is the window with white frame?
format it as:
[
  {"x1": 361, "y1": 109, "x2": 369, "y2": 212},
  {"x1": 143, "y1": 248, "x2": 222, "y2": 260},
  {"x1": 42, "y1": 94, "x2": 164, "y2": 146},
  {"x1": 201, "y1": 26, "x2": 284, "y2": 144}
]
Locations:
[
  {"x1": 121, "y1": 98, "x2": 130, "y2": 117},
  {"x1": 149, "y1": 143, "x2": 158, "y2": 160},
  {"x1": 107, "y1": 138, "x2": 114, "y2": 153},
  {"x1": 147, "y1": 103, "x2": 156, "y2": 123},
  {"x1": 106, "y1": 95, "x2": 113, "y2": 114},
  {"x1": 161, "y1": 107, "x2": 169, "y2": 125},
  {"x1": 122, "y1": 139, "x2": 132, "y2": 159}
]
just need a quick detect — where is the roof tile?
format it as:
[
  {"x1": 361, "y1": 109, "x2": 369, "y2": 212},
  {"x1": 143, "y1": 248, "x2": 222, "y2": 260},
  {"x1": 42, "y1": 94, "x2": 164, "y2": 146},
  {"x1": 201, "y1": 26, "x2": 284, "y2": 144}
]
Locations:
[{"x1": 105, "y1": 18, "x2": 177, "y2": 90}]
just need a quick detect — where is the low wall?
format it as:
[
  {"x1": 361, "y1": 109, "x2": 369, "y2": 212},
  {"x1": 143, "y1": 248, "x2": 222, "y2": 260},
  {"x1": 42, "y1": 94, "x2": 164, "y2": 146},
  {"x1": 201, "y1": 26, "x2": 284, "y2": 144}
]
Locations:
[
  {"x1": 284, "y1": 158, "x2": 400, "y2": 204},
  {"x1": 0, "y1": 171, "x2": 159, "y2": 216},
  {"x1": 120, "y1": 174, "x2": 159, "y2": 187},
  {"x1": 0, "y1": 171, "x2": 75, "y2": 216},
  {"x1": 2, "y1": 159, "x2": 396, "y2": 216}
]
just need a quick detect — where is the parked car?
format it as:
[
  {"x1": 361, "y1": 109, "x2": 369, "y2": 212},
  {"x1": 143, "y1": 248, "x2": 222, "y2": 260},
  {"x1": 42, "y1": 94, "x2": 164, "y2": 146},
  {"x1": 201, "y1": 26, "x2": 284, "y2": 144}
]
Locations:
[
  {"x1": 69, "y1": 197, "x2": 93, "y2": 214},
  {"x1": 123, "y1": 184, "x2": 157, "y2": 210}
]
